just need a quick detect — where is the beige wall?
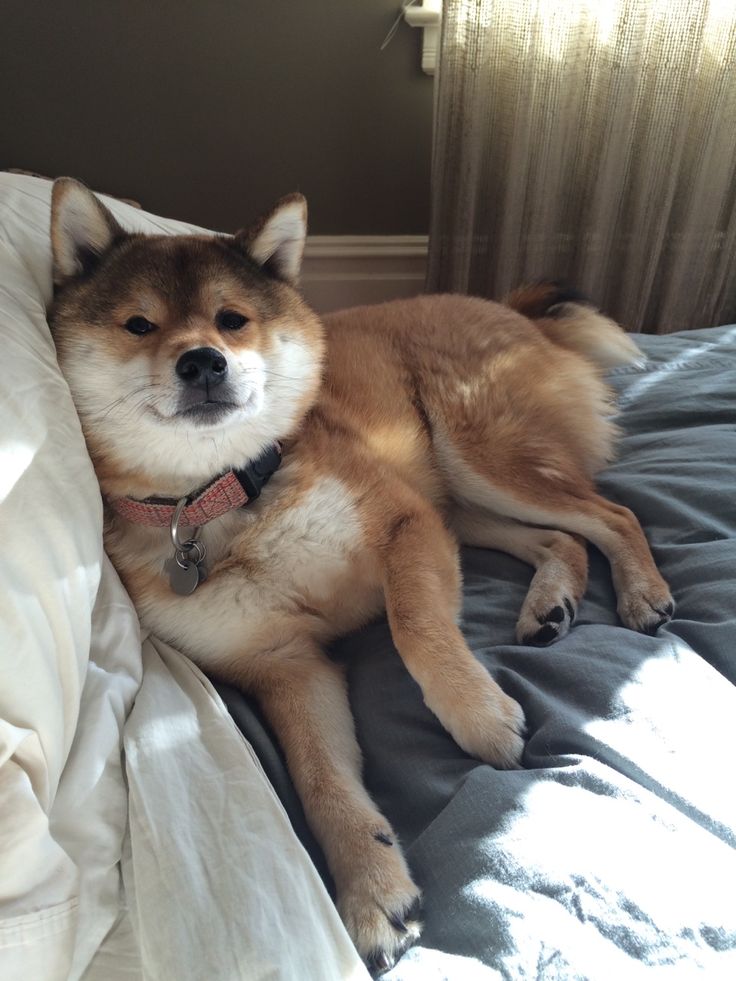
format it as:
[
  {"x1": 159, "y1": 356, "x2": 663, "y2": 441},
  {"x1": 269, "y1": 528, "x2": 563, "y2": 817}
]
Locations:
[{"x1": 0, "y1": 1, "x2": 433, "y2": 235}]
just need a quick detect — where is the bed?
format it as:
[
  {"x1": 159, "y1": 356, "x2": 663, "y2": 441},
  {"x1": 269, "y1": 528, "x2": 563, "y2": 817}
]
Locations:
[{"x1": 1, "y1": 173, "x2": 734, "y2": 979}]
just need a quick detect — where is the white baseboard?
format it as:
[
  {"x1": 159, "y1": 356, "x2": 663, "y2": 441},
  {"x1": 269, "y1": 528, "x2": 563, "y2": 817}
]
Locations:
[{"x1": 300, "y1": 235, "x2": 428, "y2": 313}]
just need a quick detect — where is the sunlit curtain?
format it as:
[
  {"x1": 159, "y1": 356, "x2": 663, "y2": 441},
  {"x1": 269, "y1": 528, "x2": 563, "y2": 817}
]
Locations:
[{"x1": 427, "y1": 0, "x2": 736, "y2": 332}]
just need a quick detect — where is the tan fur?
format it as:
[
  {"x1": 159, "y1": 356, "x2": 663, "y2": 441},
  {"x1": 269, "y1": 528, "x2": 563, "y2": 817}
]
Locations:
[{"x1": 49, "y1": 182, "x2": 673, "y2": 969}]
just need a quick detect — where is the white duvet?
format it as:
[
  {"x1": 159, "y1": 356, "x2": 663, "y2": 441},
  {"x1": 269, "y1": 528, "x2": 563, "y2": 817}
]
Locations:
[{"x1": 0, "y1": 173, "x2": 368, "y2": 981}]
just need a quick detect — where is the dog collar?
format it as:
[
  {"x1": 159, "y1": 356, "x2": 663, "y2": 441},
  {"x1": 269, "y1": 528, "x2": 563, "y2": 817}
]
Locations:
[{"x1": 109, "y1": 443, "x2": 282, "y2": 528}]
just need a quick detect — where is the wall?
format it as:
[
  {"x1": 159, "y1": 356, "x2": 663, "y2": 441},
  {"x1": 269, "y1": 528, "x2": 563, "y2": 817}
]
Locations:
[{"x1": 0, "y1": 1, "x2": 434, "y2": 236}]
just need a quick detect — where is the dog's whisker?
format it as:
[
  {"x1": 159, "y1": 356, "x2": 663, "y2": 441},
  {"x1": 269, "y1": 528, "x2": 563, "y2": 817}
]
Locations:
[{"x1": 94, "y1": 383, "x2": 159, "y2": 412}]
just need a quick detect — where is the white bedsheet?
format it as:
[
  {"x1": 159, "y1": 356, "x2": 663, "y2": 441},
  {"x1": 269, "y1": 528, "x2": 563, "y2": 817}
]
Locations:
[{"x1": 0, "y1": 173, "x2": 368, "y2": 981}]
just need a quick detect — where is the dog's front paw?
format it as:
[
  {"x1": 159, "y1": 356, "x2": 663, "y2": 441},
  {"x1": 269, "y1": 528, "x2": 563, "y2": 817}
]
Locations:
[
  {"x1": 337, "y1": 834, "x2": 422, "y2": 975},
  {"x1": 448, "y1": 688, "x2": 526, "y2": 769}
]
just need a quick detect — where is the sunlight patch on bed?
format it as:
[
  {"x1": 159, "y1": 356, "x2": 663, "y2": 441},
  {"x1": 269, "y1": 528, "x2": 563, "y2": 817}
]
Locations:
[
  {"x1": 456, "y1": 638, "x2": 736, "y2": 970},
  {"x1": 385, "y1": 946, "x2": 494, "y2": 979},
  {"x1": 462, "y1": 770, "x2": 734, "y2": 972},
  {"x1": 582, "y1": 640, "x2": 736, "y2": 825},
  {"x1": 617, "y1": 326, "x2": 736, "y2": 405},
  {"x1": 128, "y1": 708, "x2": 199, "y2": 753}
]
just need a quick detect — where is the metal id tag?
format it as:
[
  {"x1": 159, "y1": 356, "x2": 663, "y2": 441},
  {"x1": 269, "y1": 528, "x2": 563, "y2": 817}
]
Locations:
[
  {"x1": 167, "y1": 498, "x2": 207, "y2": 595},
  {"x1": 166, "y1": 539, "x2": 207, "y2": 596},
  {"x1": 166, "y1": 556, "x2": 202, "y2": 596}
]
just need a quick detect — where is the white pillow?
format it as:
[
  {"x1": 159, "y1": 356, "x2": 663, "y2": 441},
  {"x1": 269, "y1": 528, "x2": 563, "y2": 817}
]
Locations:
[{"x1": 0, "y1": 172, "x2": 153, "y2": 979}]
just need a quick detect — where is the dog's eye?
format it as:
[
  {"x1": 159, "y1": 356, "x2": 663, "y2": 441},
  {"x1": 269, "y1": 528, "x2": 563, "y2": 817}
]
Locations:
[
  {"x1": 125, "y1": 316, "x2": 157, "y2": 336},
  {"x1": 217, "y1": 310, "x2": 248, "y2": 331}
]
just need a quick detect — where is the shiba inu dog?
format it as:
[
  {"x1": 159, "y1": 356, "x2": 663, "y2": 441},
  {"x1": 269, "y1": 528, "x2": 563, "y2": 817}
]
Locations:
[{"x1": 49, "y1": 178, "x2": 674, "y2": 972}]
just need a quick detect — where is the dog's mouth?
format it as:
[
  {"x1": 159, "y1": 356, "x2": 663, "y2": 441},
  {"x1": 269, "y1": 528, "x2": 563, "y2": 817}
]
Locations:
[
  {"x1": 168, "y1": 387, "x2": 260, "y2": 426},
  {"x1": 174, "y1": 399, "x2": 240, "y2": 424}
]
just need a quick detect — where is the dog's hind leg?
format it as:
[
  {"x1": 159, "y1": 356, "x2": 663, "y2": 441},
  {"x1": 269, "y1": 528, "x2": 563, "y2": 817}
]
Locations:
[
  {"x1": 450, "y1": 508, "x2": 588, "y2": 645},
  {"x1": 439, "y1": 438, "x2": 673, "y2": 634}
]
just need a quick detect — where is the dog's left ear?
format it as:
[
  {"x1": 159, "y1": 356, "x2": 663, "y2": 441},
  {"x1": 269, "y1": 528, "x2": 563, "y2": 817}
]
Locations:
[
  {"x1": 51, "y1": 177, "x2": 124, "y2": 287},
  {"x1": 235, "y1": 193, "x2": 307, "y2": 285}
]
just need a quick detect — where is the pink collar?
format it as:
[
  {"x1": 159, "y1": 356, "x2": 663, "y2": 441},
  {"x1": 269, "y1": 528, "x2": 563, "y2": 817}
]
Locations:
[{"x1": 109, "y1": 443, "x2": 282, "y2": 528}]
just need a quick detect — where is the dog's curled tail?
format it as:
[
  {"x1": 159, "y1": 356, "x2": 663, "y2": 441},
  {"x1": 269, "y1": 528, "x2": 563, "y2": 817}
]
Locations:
[{"x1": 505, "y1": 281, "x2": 644, "y2": 370}]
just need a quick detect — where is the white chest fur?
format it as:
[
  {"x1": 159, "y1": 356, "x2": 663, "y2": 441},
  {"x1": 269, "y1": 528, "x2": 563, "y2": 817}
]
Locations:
[
  {"x1": 245, "y1": 476, "x2": 363, "y2": 600},
  {"x1": 115, "y1": 475, "x2": 377, "y2": 667}
]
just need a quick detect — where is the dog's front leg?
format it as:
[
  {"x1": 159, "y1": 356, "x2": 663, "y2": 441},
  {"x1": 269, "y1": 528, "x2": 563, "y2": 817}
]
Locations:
[
  {"x1": 248, "y1": 645, "x2": 421, "y2": 971},
  {"x1": 381, "y1": 509, "x2": 526, "y2": 768}
]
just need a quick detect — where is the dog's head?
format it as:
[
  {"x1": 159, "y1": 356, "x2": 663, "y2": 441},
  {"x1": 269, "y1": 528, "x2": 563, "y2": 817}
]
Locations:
[{"x1": 49, "y1": 178, "x2": 324, "y2": 494}]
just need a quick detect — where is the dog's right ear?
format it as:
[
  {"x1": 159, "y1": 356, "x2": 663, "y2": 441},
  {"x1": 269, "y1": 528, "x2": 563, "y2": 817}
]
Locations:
[{"x1": 51, "y1": 178, "x2": 124, "y2": 287}]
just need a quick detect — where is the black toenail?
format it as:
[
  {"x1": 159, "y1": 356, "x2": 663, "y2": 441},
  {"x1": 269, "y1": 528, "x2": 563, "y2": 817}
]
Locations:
[
  {"x1": 388, "y1": 912, "x2": 408, "y2": 934},
  {"x1": 367, "y1": 950, "x2": 392, "y2": 974},
  {"x1": 564, "y1": 597, "x2": 575, "y2": 622},
  {"x1": 374, "y1": 832, "x2": 393, "y2": 846}
]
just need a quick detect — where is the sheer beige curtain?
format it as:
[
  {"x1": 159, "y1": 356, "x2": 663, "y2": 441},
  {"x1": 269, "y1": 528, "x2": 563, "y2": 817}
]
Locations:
[{"x1": 427, "y1": 0, "x2": 736, "y2": 332}]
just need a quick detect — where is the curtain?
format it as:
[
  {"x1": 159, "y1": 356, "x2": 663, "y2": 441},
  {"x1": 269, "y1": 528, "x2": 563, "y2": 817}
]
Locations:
[{"x1": 427, "y1": 0, "x2": 736, "y2": 332}]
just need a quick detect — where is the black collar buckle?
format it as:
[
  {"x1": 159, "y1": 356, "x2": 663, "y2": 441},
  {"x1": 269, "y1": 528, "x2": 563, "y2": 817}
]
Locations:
[{"x1": 233, "y1": 442, "x2": 282, "y2": 502}]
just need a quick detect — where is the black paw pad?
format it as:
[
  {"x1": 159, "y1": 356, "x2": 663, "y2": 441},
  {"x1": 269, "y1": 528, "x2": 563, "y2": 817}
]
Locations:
[
  {"x1": 529, "y1": 622, "x2": 559, "y2": 646},
  {"x1": 374, "y1": 832, "x2": 393, "y2": 846},
  {"x1": 388, "y1": 912, "x2": 408, "y2": 934},
  {"x1": 538, "y1": 605, "x2": 565, "y2": 624}
]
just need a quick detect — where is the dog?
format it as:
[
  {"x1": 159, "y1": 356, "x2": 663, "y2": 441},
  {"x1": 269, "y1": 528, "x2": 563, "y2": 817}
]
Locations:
[{"x1": 48, "y1": 178, "x2": 674, "y2": 972}]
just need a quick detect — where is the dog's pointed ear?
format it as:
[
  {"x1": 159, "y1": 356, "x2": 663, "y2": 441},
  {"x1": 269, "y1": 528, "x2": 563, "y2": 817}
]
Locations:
[
  {"x1": 51, "y1": 177, "x2": 124, "y2": 286},
  {"x1": 235, "y1": 193, "x2": 307, "y2": 285}
]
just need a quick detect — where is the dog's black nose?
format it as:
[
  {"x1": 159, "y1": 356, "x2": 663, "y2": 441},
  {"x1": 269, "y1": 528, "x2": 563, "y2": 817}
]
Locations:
[{"x1": 175, "y1": 347, "x2": 228, "y2": 387}]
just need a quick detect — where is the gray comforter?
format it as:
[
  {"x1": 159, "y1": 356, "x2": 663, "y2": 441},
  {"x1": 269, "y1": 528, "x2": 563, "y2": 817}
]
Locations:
[{"x1": 220, "y1": 325, "x2": 736, "y2": 978}]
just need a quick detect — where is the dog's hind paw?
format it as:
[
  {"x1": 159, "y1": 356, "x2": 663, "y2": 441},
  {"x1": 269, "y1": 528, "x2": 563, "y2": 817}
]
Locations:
[
  {"x1": 517, "y1": 595, "x2": 577, "y2": 647},
  {"x1": 618, "y1": 582, "x2": 675, "y2": 635}
]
